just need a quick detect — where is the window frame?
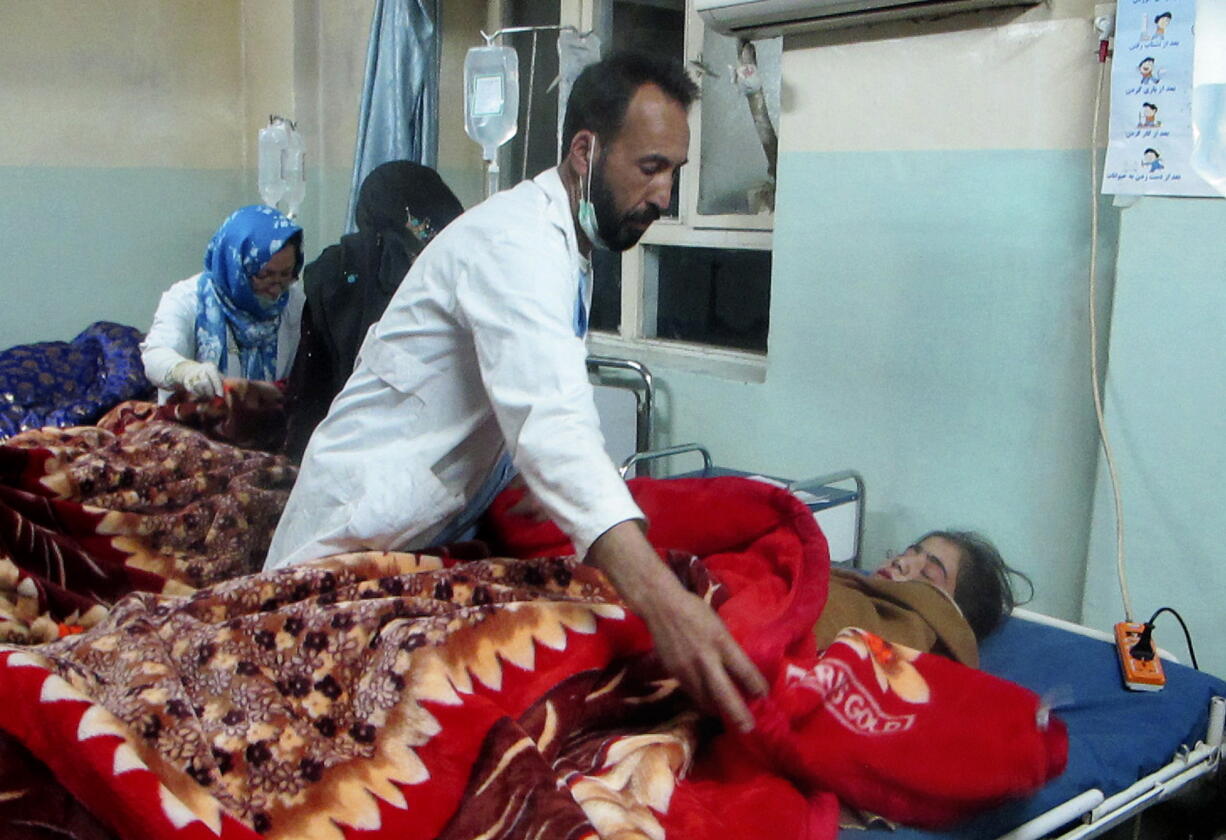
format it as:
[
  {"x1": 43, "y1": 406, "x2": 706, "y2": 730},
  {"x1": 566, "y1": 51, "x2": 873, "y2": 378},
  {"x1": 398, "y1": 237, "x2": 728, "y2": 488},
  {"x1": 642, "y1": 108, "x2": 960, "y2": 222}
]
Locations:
[{"x1": 570, "y1": 0, "x2": 775, "y2": 383}]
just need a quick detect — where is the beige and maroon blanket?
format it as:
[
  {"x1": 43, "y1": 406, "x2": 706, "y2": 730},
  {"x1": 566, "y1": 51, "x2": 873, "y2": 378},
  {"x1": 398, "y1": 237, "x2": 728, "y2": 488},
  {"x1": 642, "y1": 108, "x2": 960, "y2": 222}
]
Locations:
[{"x1": 0, "y1": 409, "x2": 1066, "y2": 840}]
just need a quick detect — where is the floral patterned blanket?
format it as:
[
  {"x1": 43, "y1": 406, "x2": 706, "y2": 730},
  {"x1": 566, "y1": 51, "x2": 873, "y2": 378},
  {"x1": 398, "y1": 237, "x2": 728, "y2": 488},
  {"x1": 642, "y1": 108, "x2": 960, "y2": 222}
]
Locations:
[
  {"x1": 0, "y1": 396, "x2": 295, "y2": 644},
  {"x1": 0, "y1": 475, "x2": 1067, "y2": 840}
]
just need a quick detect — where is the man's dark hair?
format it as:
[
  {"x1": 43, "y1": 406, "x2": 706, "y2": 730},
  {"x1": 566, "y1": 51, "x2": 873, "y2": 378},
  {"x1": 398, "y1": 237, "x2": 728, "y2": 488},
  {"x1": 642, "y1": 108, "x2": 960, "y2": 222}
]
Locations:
[
  {"x1": 1144, "y1": 147, "x2": 1160, "y2": 157},
  {"x1": 561, "y1": 51, "x2": 698, "y2": 155},
  {"x1": 921, "y1": 530, "x2": 1033, "y2": 642},
  {"x1": 1155, "y1": 12, "x2": 1171, "y2": 23}
]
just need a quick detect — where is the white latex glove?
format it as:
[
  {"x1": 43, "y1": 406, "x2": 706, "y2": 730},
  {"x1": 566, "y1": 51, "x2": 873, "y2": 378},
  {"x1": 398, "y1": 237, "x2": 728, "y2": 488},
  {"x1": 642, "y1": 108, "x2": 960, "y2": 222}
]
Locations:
[{"x1": 169, "y1": 360, "x2": 224, "y2": 399}]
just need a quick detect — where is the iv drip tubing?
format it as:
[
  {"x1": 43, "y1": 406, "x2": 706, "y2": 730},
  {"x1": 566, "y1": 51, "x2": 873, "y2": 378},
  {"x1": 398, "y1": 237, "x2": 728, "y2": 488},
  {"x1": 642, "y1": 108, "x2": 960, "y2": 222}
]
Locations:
[{"x1": 523, "y1": 30, "x2": 539, "y2": 183}]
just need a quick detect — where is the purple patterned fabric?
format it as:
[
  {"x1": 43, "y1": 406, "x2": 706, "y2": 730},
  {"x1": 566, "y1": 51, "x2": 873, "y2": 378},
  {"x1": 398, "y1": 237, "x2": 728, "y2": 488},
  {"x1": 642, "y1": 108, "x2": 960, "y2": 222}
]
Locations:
[{"x1": 0, "y1": 322, "x2": 153, "y2": 439}]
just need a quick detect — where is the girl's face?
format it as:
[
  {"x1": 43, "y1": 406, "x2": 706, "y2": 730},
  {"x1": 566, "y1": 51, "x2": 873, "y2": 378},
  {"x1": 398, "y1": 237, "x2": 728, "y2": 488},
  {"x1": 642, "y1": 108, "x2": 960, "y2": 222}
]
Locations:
[{"x1": 875, "y1": 536, "x2": 963, "y2": 598}]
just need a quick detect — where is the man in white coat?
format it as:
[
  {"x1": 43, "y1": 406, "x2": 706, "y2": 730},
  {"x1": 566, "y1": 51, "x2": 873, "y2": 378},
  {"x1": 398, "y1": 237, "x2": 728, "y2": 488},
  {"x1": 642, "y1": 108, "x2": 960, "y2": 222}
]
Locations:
[{"x1": 265, "y1": 52, "x2": 767, "y2": 732}]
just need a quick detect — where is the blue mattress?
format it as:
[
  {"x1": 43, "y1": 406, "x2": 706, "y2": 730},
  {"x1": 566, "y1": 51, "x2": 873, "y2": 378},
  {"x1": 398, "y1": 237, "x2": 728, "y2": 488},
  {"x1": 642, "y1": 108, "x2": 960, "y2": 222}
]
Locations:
[{"x1": 845, "y1": 614, "x2": 1226, "y2": 838}]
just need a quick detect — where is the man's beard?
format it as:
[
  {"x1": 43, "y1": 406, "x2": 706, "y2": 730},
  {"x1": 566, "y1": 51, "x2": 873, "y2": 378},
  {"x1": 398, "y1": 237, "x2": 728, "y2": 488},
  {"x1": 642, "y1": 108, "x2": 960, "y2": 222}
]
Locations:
[{"x1": 590, "y1": 160, "x2": 660, "y2": 252}]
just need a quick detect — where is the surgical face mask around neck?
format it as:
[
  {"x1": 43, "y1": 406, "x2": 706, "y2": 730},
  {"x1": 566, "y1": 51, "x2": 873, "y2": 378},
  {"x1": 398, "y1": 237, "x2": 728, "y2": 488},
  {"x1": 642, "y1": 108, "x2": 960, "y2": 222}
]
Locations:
[{"x1": 577, "y1": 136, "x2": 611, "y2": 252}]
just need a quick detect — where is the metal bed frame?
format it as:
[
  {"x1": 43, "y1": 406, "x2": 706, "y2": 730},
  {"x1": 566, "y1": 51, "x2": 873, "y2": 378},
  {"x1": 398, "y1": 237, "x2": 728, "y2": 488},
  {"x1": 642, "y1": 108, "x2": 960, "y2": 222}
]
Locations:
[
  {"x1": 1000, "y1": 613, "x2": 1225, "y2": 840},
  {"x1": 587, "y1": 355, "x2": 655, "y2": 477},
  {"x1": 619, "y1": 441, "x2": 866, "y2": 569}
]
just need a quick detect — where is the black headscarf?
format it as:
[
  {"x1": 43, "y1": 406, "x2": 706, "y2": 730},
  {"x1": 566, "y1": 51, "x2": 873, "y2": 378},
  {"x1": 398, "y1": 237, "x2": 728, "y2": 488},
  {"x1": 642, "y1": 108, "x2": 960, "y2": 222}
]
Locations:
[
  {"x1": 353, "y1": 161, "x2": 465, "y2": 301},
  {"x1": 283, "y1": 162, "x2": 464, "y2": 460}
]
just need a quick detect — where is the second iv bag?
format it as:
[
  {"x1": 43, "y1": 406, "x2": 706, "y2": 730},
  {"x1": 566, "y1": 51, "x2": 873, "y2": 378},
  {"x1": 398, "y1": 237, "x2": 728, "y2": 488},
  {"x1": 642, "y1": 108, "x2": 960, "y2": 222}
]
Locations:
[
  {"x1": 258, "y1": 116, "x2": 306, "y2": 219},
  {"x1": 464, "y1": 45, "x2": 519, "y2": 165}
]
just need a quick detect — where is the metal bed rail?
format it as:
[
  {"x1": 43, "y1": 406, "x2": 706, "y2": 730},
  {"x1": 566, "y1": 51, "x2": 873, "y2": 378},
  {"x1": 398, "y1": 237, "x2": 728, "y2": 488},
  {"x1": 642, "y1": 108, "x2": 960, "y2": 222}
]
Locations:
[
  {"x1": 998, "y1": 696, "x2": 1225, "y2": 840},
  {"x1": 618, "y1": 442, "x2": 712, "y2": 479},
  {"x1": 587, "y1": 355, "x2": 654, "y2": 477},
  {"x1": 791, "y1": 469, "x2": 866, "y2": 569},
  {"x1": 617, "y1": 443, "x2": 865, "y2": 567}
]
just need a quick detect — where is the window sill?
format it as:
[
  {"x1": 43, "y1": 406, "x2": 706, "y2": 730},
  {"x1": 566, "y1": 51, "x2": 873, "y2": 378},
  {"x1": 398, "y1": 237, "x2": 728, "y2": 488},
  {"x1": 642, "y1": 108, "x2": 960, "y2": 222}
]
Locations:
[
  {"x1": 586, "y1": 333, "x2": 767, "y2": 384},
  {"x1": 638, "y1": 223, "x2": 772, "y2": 250}
]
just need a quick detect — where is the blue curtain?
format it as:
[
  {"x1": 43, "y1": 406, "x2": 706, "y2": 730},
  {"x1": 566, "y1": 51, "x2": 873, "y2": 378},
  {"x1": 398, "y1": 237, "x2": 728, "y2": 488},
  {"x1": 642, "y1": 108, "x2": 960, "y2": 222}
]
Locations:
[{"x1": 347, "y1": 0, "x2": 440, "y2": 231}]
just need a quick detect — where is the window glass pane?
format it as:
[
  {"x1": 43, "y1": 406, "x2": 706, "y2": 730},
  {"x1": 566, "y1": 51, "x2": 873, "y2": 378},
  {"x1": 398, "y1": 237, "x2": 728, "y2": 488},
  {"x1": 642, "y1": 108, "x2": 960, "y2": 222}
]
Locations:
[
  {"x1": 611, "y1": 0, "x2": 685, "y2": 218},
  {"x1": 503, "y1": 0, "x2": 562, "y2": 185},
  {"x1": 610, "y1": 1, "x2": 684, "y2": 66},
  {"x1": 646, "y1": 246, "x2": 770, "y2": 352},
  {"x1": 697, "y1": 31, "x2": 782, "y2": 216},
  {"x1": 590, "y1": 250, "x2": 622, "y2": 333}
]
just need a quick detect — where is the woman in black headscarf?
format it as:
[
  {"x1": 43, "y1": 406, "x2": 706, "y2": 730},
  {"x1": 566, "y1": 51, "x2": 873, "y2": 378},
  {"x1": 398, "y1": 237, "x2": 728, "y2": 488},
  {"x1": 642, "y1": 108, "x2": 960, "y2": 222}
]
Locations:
[{"x1": 283, "y1": 162, "x2": 464, "y2": 460}]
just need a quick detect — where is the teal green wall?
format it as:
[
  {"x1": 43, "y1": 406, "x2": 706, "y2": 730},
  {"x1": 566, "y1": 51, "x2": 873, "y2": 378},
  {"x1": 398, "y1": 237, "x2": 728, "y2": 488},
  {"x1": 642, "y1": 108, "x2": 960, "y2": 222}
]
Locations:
[
  {"x1": 647, "y1": 149, "x2": 1117, "y2": 621},
  {"x1": 0, "y1": 167, "x2": 244, "y2": 345},
  {"x1": 0, "y1": 165, "x2": 357, "y2": 347},
  {"x1": 1082, "y1": 198, "x2": 1226, "y2": 678}
]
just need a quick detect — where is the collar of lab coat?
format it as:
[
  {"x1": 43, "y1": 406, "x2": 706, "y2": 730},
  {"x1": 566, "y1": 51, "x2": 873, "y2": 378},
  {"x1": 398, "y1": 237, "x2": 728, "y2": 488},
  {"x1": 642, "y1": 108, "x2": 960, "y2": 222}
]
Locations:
[
  {"x1": 532, "y1": 166, "x2": 583, "y2": 274},
  {"x1": 532, "y1": 167, "x2": 592, "y2": 338}
]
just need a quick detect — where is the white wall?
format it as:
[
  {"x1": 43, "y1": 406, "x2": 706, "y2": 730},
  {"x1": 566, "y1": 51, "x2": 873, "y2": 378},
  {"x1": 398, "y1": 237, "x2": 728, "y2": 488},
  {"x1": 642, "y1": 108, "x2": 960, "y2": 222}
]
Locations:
[
  {"x1": 0, "y1": 0, "x2": 490, "y2": 347},
  {"x1": 0, "y1": 0, "x2": 247, "y2": 345}
]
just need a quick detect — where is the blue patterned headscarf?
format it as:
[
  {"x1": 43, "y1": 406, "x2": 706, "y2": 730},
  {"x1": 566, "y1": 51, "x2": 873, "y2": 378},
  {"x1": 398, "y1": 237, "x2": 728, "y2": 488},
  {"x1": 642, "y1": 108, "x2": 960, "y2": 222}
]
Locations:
[{"x1": 195, "y1": 205, "x2": 304, "y2": 380}]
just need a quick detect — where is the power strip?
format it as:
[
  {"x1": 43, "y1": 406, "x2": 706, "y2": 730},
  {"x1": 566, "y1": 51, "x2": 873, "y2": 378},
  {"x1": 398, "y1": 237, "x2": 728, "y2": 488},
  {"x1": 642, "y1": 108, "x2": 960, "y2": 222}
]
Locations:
[{"x1": 1115, "y1": 622, "x2": 1166, "y2": 691}]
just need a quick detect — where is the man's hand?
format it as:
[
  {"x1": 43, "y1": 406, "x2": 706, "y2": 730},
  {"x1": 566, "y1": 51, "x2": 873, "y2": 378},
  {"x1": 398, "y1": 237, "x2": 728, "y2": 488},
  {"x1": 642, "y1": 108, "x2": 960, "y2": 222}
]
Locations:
[{"x1": 587, "y1": 521, "x2": 768, "y2": 733}]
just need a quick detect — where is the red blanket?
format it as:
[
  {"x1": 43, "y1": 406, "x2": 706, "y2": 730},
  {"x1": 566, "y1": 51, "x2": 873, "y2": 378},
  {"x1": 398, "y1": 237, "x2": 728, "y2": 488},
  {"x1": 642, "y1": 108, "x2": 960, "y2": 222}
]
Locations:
[{"x1": 0, "y1": 477, "x2": 1065, "y2": 839}]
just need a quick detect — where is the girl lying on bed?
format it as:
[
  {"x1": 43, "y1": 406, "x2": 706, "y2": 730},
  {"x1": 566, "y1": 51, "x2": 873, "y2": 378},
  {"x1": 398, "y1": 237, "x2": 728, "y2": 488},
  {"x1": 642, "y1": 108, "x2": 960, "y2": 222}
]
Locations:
[{"x1": 820, "y1": 530, "x2": 1034, "y2": 669}]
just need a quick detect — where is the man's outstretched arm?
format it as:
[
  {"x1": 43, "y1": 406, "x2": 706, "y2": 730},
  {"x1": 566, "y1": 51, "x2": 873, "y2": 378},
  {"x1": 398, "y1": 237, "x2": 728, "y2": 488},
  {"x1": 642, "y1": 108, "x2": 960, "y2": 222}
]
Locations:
[{"x1": 587, "y1": 520, "x2": 768, "y2": 733}]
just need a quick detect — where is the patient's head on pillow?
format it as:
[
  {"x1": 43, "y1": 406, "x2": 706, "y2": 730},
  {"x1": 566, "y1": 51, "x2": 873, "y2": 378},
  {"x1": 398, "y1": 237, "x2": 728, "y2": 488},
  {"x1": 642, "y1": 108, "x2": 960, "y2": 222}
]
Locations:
[{"x1": 876, "y1": 531, "x2": 1032, "y2": 642}]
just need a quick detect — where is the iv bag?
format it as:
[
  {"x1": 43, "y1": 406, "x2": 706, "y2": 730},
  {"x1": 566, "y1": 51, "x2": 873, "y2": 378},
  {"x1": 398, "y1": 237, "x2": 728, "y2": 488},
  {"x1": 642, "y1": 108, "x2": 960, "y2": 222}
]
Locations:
[
  {"x1": 556, "y1": 30, "x2": 602, "y2": 157},
  {"x1": 464, "y1": 45, "x2": 519, "y2": 162},
  {"x1": 282, "y1": 125, "x2": 306, "y2": 219},
  {"x1": 258, "y1": 117, "x2": 307, "y2": 218}
]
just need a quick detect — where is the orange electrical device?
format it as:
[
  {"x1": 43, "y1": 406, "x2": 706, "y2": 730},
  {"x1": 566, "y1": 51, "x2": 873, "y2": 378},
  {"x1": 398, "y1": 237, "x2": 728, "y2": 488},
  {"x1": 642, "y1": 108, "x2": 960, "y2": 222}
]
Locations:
[{"x1": 1115, "y1": 622, "x2": 1166, "y2": 692}]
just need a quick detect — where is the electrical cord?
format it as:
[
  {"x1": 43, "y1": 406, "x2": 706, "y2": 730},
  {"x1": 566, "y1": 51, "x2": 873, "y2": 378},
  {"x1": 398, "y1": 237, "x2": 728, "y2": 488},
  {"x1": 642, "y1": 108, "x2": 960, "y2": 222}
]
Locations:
[
  {"x1": 1130, "y1": 607, "x2": 1200, "y2": 670},
  {"x1": 1088, "y1": 28, "x2": 1134, "y2": 622},
  {"x1": 1088, "y1": 14, "x2": 1202, "y2": 685}
]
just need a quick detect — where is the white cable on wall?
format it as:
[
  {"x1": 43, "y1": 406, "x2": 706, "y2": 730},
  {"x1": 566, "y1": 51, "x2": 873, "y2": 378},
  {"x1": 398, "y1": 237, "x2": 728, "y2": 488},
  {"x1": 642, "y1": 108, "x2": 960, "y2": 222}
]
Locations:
[{"x1": 1088, "y1": 36, "x2": 1134, "y2": 623}]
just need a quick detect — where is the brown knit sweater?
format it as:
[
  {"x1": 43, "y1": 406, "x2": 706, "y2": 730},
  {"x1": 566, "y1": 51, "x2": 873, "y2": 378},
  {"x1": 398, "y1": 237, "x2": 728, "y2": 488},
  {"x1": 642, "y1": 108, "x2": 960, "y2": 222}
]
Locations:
[{"x1": 814, "y1": 569, "x2": 979, "y2": 669}]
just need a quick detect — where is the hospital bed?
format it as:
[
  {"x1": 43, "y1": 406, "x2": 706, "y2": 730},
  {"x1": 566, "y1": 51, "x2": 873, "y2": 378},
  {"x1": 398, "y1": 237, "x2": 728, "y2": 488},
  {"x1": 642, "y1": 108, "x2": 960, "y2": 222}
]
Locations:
[
  {"x1": 602, "y1": 431, "x2": 1225, "y2": 839},
  {"x1": 856, "y1": 612, "x2": 1225, "y2": 839}
]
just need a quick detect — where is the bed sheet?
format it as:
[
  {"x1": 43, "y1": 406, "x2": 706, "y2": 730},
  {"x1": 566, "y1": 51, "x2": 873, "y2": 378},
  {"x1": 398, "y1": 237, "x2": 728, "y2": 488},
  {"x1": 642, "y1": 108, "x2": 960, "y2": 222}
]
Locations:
[{"x1": 843, "y1": 614, "x2": 1226, "y2": 839}]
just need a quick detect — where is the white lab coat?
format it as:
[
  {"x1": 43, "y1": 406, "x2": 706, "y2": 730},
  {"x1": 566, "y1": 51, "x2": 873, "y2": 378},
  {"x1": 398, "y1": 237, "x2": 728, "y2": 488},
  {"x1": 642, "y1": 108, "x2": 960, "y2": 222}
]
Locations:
[
  {"x1": 140, "y1": 274, "x2": 304, "y2": 403},
  {"x1": 264, "y1": 168, "x2": 643, "y2": 569}
]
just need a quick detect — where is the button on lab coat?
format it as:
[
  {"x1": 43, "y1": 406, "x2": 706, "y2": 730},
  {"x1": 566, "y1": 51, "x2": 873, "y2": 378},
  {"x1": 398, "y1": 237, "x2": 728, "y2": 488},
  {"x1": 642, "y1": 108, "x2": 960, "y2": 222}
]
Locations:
[{"x1": 265, "y1": 168, "x2": 643, "y2": 570}]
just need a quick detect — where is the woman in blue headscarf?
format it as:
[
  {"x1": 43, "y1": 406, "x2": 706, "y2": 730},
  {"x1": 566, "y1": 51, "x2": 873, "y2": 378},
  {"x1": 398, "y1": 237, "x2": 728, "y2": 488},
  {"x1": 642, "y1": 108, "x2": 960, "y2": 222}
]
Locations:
[{"x1": 141, "y1": 206, "x2": 305, "y2": 403}]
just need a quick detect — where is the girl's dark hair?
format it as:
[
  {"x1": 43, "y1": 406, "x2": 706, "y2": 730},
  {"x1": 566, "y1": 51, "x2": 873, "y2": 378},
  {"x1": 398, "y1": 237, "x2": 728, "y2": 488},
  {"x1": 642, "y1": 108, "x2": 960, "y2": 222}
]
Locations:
[
  {"x1": 921, "y1": 530, "x2": 1034, "y2": 642},
  {"x1": 561, "y1": 51, "x2": 698, "y2": 155}
]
